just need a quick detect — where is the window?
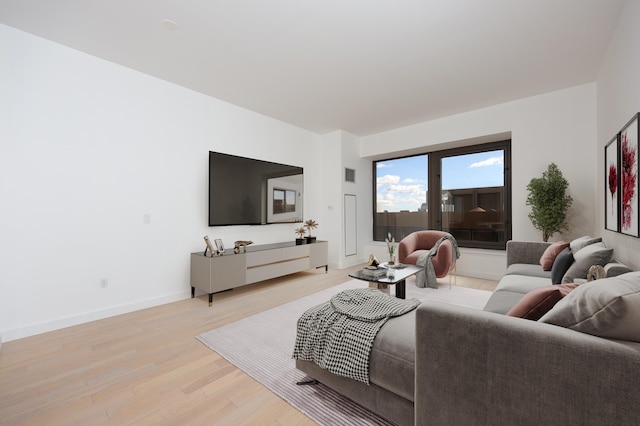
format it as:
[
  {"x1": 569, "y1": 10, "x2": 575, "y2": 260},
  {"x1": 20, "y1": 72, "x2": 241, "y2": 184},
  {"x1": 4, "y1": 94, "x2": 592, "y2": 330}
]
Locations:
[
  {"x1": 375, "y1": 154, "x2": 429, "y2": 241},
  {"x1": 374, "y1": 140, "x2": 511, "y2": 249}
]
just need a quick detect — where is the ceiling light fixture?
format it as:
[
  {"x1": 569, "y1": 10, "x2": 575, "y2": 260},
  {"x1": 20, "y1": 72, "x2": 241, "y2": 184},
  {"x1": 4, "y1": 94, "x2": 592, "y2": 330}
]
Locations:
[{"x1": 162, "y1": 19, "x2": 178, "y2": 31}]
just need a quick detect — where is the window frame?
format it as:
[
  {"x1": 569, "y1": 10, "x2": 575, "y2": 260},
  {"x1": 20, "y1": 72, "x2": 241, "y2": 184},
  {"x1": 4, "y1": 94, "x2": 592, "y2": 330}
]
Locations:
[{"x1": 373, "y1": 140, "x2": 511, "y2": 250}]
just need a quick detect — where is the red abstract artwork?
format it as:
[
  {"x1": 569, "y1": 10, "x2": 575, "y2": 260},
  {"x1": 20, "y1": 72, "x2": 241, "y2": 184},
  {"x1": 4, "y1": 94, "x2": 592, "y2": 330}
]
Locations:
[
  {"x1": 605, "y1": 135, "x2": 619, "y2": 232},
  {"x1": 622, "y1": 132, "x2": 637, "y2": 229},
  {"x1": 609, "y1": 162, "x2": 618, "y2": 212},
  {"x1": 620, "y1": 115, "x2": 639, "y2": 237}
]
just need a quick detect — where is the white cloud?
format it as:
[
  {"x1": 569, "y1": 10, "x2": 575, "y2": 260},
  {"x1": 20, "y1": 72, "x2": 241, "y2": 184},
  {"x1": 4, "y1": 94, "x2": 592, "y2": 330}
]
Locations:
[
  {"x1": 377, "y1": 174, "x2": 400, "y2": 187},
  {"x1": 403, "y1": 177, "x2": 423, "y2": 184},
  {"x1": 376, "y1": 182, "x2": 427, "y2": 211},
  {"x1": 377, "y1": 162, "x2": 393, "y2": 169},
  {"x1": 469, "y1": 156, "x2": 503, "y2": 168},
  {"x1": 389, "y1": 184, "x2": 424, "y2": 195}
]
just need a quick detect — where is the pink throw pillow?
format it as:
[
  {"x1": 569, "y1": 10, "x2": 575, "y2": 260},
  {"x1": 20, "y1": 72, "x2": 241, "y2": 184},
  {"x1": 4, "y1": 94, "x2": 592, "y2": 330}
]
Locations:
[
  {"x1": 540, "y1": 241, "x2": 570, "y2": 271},
  {"x1": 507, "y1": 283, "x2": 580, "y2": 320}
]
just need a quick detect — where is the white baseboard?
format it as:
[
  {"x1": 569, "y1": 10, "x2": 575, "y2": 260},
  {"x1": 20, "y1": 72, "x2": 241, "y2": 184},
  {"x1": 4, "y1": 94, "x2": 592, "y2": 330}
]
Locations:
[
  {"x1": 334, "y1": 257, "x2": 366, "y2": 269},
  {"x1": 2, "y1": 291, "x2": 190, "y2": 342}
]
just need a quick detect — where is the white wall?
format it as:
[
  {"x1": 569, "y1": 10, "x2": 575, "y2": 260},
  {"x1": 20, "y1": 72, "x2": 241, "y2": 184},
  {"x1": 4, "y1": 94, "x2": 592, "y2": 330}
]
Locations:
[
  {"x1": 341, "y1": 131, "x2": 373, "y2": 267},
  {"x1": 596, "y1": 0, "x2": 640, "y2": 271},
  {"x1": 319, "y1": 130, "x2": 372, "y2": 269},
  {"x1": 319, "y1": 131, "x2": 343, "y2": 266},
  {"x1": 0, "y1": 25, "x2": 322, "y2": 341},
  {"x1": 359, "y1": 84, "x2": 598, "y2": 279}
]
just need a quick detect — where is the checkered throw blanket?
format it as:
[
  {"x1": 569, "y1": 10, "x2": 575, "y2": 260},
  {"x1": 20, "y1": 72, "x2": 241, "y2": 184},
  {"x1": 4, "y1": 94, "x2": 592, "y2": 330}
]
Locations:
[{"x1": 292, "y1": 288, "x2": 421, "y2": 384}]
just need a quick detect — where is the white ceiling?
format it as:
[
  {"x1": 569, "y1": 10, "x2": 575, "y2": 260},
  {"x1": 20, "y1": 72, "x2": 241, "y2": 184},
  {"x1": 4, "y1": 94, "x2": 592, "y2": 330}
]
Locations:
[{"x1": 0, "y1": 0, "x2": 625, "y2": 136}]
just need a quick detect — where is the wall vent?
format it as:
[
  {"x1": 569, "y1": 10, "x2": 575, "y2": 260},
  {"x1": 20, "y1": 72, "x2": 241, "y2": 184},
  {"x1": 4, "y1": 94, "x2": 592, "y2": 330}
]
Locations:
[{"x1": 345, "y1": 168, "x2": 356, "y2": 183}]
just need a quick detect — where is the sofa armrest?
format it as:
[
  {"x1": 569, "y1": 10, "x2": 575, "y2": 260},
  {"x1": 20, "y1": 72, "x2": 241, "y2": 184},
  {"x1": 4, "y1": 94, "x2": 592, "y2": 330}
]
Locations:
[
  {"x1": 505, "y1": 240, "x2": 550, "y2": 267},
  {"x1": 415, "y1": 302, "x2": 640, "y2": 425}
]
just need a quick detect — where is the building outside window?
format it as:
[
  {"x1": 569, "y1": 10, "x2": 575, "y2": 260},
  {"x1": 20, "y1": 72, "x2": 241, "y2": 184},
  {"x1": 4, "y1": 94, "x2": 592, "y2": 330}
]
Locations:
[{"x1": 374, "y1": 141, "x2": 511, "y2": 249}]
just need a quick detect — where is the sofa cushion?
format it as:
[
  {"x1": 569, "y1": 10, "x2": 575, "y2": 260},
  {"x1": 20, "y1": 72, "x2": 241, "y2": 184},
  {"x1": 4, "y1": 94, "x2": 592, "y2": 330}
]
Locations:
[
  {"x1": 504, "y1": 263, "x2": 551, "y2": 279},
  {"x1": 369, "y1": 310, "x2": 416, "y2": 401},
  {"x1": 561, "y1": 243, "x2": 613, "y2": 284},
  {"x1": 551, "y1": 247, "x2": 574, "y2": 284},
  {"x1": 484, "y1": 275, "x2": 552, "y2": 314},
  {"x1": 539, "y1": 241, "x2": 569, "y2": 271},
  {"x1": 506, "y1": 283, "x2": 579, "y2": 320},
  {"x1": 483, "y1": 290, "x2": 528, "y2": 315},
  {"x1": 540, "y1": 272, "x2": 640, "y2": 342},
  {"x1": 569, "y1": 235, "x2": 602, "y2": 252},
  {"x1": 495, "y1": 274, "x2": 551, "y2": 294}
]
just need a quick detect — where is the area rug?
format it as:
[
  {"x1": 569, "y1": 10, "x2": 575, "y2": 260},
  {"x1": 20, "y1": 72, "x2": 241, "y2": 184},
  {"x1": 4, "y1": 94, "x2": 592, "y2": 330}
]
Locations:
[{"x1": 196, "y1": 278, "x2": 491, "y2": 425}]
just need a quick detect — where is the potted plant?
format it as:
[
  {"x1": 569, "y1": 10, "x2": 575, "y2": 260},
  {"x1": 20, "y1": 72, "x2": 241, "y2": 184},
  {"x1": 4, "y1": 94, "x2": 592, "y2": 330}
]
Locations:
[
  {"x1": 385, "y1": 232, "x2": 396, "y2": 265},
  {"x1": 526, "y1": 163, "x2": 573, "y2": 242},
  {"x1": 295, "y1": 226, "x2": 307, "y2": 245},
  {"x1": 304, "y1": 219, "x2": 318, "y2": 243}
]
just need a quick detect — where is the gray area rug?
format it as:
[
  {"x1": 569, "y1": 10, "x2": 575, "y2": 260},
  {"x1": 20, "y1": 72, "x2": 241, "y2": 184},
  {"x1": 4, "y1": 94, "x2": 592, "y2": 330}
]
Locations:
[{"x1": 196, "y1": 278, "x2": 491, "y2": 425}]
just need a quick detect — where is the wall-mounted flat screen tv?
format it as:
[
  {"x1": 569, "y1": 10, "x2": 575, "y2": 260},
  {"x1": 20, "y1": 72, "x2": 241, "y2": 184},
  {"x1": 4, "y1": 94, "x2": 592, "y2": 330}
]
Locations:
[{"x1": 208, "y1": 151, "x2": 304, "y2": 226}]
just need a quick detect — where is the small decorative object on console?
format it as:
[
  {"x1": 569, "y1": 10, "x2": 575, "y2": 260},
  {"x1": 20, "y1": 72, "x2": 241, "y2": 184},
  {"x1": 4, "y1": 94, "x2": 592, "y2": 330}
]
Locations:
[
  {"x1": 368, "y1": 254, "x2": 380, "y2": 267},
  {"x1": 304, "y1": 219, "x2": 318, "y2": 243},
  {"x1": 203, "y1": 236, "x2": 215, "y2": 257},
  {"x1": 295, "y1": 226, "x2": 307, "y2": 245},
  {"x1": 234, "y1": 240, "x2": 253, "y2": 254}
]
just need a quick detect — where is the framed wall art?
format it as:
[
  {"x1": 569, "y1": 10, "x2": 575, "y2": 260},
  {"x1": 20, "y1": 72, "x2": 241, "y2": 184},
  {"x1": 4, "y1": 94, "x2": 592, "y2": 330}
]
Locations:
[
  {"x1": 605, "y1": 134, "x2": 620, "y2": 232},
  {"x1": 620, "y1": 113, "x2": 639, "y2": 237}
]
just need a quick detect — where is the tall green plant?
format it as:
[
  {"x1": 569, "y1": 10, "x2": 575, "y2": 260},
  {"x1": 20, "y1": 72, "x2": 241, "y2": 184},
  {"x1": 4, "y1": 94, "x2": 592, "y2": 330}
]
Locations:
[{"x1": 526, "y1": 163, "x2": 573, "y2": 242}]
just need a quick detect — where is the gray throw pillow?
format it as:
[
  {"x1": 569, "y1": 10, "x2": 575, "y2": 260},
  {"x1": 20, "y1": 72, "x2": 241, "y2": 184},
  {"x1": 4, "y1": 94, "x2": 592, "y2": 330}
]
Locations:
[
  {"x1": 561, "y1": 242, "x2": 613, "y2": 283},
  {"x1": 569, "y1": 236, "x2": 602, "y2": 253},
  {"x1": 540, "y1": 272, "x2": 640, "y2": 342},
  {"x1": 605, "y1": 263, "x2": 633, "y2": 277},
  {"x1": 551, "y1": 247, "x2": 574, "y2": 284}
]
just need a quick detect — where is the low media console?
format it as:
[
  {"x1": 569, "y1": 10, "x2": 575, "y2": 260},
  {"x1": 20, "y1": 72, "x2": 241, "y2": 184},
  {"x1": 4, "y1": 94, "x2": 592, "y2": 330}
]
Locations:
[{"x1": 190, "y1": 240, "x2": 328, "y2": 306}]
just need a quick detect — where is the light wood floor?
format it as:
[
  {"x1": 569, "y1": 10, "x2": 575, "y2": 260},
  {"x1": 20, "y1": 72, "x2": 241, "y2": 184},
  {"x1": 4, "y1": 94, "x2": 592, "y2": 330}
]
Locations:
[{"x1": 0, "y1": 265, "x2": 497, "y2": 425}]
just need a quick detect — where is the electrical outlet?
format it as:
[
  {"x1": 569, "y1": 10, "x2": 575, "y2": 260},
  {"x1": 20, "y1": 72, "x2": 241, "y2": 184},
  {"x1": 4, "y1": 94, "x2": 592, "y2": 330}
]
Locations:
[{"x1": 100, "y1": 279, "x2": 108, "y2": 288}]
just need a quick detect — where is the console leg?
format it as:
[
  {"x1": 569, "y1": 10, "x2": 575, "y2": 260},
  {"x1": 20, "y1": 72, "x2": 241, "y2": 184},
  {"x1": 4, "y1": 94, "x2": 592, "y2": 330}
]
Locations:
[
  {"x1": 208, "y1": 293, "x2": 213, "y2": 307},
  {"x1": 191, "y1": 286, "x2": 195, "y2": 298},
  {"x1": 396, "y1": 280, "x2": 406, "y2": 299}
]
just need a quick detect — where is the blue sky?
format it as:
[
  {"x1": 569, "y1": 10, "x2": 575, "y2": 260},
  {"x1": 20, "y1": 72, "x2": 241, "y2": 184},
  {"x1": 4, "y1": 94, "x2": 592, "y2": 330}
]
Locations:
[{"x1": 376, "y1": 150, "x2": 504, "y2": 212}]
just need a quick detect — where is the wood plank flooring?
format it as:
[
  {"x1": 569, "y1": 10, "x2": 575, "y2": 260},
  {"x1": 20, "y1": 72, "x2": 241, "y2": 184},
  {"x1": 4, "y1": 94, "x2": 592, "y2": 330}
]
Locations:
[{"x1": 0, "y1": 264, "x2": 497, "y2": 425}]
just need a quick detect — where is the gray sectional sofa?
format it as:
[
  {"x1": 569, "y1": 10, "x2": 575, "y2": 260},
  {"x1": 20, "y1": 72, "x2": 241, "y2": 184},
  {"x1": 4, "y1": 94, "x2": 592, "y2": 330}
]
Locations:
[
  {"x1": 296, "y1": 239, "x2": 640, "y2": 426},
  {"x1": 483, "y1": 238, "x2": 631, "y2": 314}
]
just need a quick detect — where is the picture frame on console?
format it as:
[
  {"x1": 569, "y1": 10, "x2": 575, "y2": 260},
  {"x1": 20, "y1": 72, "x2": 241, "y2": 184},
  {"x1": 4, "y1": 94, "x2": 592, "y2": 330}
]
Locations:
[
  {"x1": 605, "y1": 134, "x2": 620, "y2": 232},
  {"x1": 214, "y1": 238, "x2": 225, "y2": 254},
  {"x1": 620, "y1": 113, "x2": 639, "y2": 237}
]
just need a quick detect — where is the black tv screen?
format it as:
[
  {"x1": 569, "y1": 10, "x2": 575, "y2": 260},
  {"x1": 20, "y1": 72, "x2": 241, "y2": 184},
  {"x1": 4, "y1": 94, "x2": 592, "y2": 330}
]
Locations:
[{"x1": 208, "y1": 151, "x2": 304, "y2": 226}]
